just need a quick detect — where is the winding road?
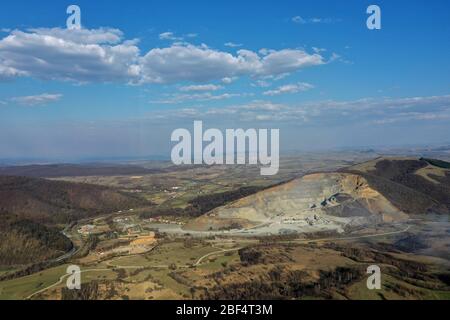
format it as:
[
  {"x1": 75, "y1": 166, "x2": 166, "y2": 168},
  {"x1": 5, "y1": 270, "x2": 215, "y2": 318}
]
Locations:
[
  {"x1": 287, "y1": 225, "x2": 412, "y2": 244},
  {"x1": 25, "y1": 224, "x2": 412, "y2": 300},
  {"x1": 26, "y1": 268, "x2": 110, "y2": 300},
  {"x1": 194, "y1": 247, "x2": 242, "y2": 266}
]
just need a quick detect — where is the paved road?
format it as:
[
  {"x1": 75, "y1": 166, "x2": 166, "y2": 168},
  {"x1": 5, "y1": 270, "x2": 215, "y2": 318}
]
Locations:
[
  {"x1": 194, "y1": 247, "x2": 242, "y2": 266},
  {"x1": 26, "y1": 268, "x2": 110, "y2": 300},
  {"x1": 53, "y1": 246, "x2": 79, "y2": 262},
  {"x1": 194, "y1": 226, "x2": 412, "y2": 266},
  {"x1": 52, "y1": 224, "x2": 82, "y2": 263},
  {"x1": 286, "y1": 225, "x2": 412, "y2": 244},
  {"x1": 25, "y1": 225, "x2": 412, "y2": 299},
  {"x1": 106, "y1": 256, "x2": 169, "y2": 269}
]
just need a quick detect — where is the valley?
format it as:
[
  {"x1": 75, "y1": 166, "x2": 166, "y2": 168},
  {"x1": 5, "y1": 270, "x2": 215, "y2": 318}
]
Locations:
[{"x1": 0, "y1": 153, "x2": 449, "y2": 300}]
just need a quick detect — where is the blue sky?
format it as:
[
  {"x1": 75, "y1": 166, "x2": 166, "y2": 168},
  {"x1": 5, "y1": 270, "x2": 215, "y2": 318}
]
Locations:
[{"x1": 0, "y1": 0, "x2": 449, "y2": 161}]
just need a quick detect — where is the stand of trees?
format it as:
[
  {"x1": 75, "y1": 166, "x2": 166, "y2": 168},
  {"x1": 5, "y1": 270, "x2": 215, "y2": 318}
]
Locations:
[
  {"x1": 0, "y1": 219, "x2": 72, "y2": 266},
  {"x1": 141, "y1": 185, "x2": 272, "y2": 219},
  {"x1": 201, "y1": 266, "x2": 364, "y2": 300},
  {"x1": 61, "y1": 281, "x2": 99, "y2": 300}
]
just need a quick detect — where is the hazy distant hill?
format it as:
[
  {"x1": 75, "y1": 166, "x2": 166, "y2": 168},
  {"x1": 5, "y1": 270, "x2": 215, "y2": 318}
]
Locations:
[
  {"x1": 0, "y1": 164, "x2": 160, "y2": 178},
  {"x1": 0, "y1": 175, "x2": 150, "y2": 224}
]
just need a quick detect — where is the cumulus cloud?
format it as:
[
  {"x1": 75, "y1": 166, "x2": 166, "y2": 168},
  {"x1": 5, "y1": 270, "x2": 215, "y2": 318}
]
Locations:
[
  {"x1": 11, "y1": 93, "x2": 62, "y2": 106},
  {"x1": 139, "y1": 44, "x2": 324, "y2": 83},
  {"x1": 28, "y1": 27, "x2": 124, "y2": 44},
  {"x1": 263, "y1": 82, "x2": 314, "y2": 96},
  {"x1": 0, "y1": 28, "x2": 140, "y2": 83},
  {"x1": 0, "y1": 28, "x2": 326, "y2": 84},
  {"x1": 139, "y1": 44, "x2": 243, "y2": 83},
  {"x1": 256, "y1": 49, "x2": 324, "y2": 75}
]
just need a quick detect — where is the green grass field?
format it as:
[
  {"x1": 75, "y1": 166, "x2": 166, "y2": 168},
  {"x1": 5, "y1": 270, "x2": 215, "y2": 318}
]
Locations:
[
  {"x1": 0, "y1": 264, "x2": 69, "y2": 300},
  {"x1": 145, "y1": 242, "x2": 220, "y2": 267}
]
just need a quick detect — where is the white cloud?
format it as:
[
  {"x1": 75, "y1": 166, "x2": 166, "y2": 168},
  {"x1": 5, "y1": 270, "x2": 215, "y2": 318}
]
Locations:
[
  {"x1": 312, "y1": 47, "x2": 326, "y2": 54},
  {"x1": 152, "y1": 100, "x2": 306, "y2": 122},
  {"x1": 256, "y1": 49, "x2": 324, "y2": 75},
  {"x1": 179, "y1": 84, "x2": 223, "y2": 92},
  {"x1": 263, "y1": 82, "x2": 314, "y2": 96},
  {"x1": 147, "y1": 95, "x2": 450, "y2": 124},
  {"x1": 139, "y1": 43, "x2": 243, "y2": 83},
  {"x1": 314, "y1": 95, "x2": 450, "y2": 112},
  {"x1": 252, "y1": 80, "x2": 271, "y2": 88},
  {"x1": 251, "y1": 73, "x2": 290, "y2": 88},
  {"x1": 0, "y1": 64, "x2": 26, "y2": 80},
  {"x1": 292, "y1": 16, "x2": 306, "y2": 24},
  {"x1": 222, "y1": 77, "x2": 237, "y2": 84},
  {"x1": 11, "y1": 93, "x2": 62, "y2": 106},
  {"x1": 0, "y1": 28, "x2": 140, "y2": 83},
  {"x1": 238, "y1": 100, "x2": 286, "y2": 111},
  {"x1": 139, "y1": 44, "x2": 324, "y2": 83},
  {"x1": 224, "y1": 42, "x2": 243, "y2": 48},
  {"x1": 150, "y1": 92, "x2": 246, "y2": 104},
  {"x1": 28, "y1": 27, "x2": 124, "y2": 44},
  {"x1": 159, "y1": 32, "x2": 183, "y2": 41},
  {"x1": 311, "y1": 18, "x2": 328, "y2": 23},
  {"x1": 0, "y1": 28, "x2": 326, "y2": 84},
  {"x1": 373, "y1": 111, "x2": 450, "y2": 125},
  {"x1": 292, "y1": 16, "x2": 340, "y2": 24}
]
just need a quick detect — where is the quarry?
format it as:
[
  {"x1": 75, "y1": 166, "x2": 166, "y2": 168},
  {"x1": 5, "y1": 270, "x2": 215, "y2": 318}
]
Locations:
[{"x1": 177, "y1": 172, "x2": 408, "y2": 236}]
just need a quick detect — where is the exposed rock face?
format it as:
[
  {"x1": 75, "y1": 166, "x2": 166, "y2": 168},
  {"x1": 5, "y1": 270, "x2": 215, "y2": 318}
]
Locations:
[{"x1": 185, "y1": 173, "x2": 408, "y2": 234}]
